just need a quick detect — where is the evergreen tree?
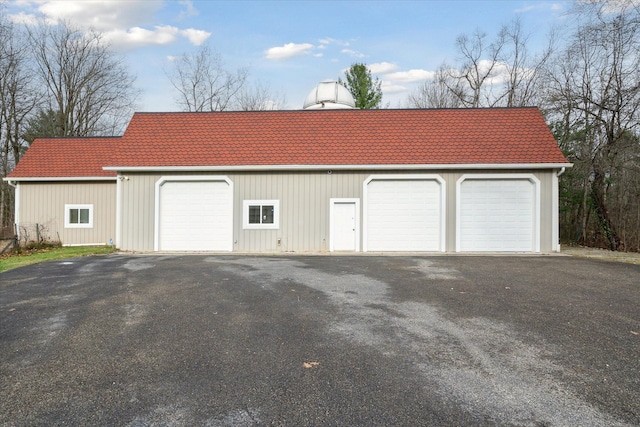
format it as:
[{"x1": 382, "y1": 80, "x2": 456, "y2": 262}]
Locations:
[{"x1": 339, "y1": 63, "x2": 383, "y2": 109}]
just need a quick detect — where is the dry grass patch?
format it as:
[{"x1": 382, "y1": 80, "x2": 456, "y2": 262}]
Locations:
[{"x1": 562, "y1": 246, "x2": 640, "y2": 265}]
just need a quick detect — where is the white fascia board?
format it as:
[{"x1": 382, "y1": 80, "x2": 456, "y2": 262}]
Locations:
[
  {"x1": 3, "y1": 176, "x2": 117, "y2": 182},
  {"x1": 103, "y1": 163, "x2": 573, "y2": 172}
]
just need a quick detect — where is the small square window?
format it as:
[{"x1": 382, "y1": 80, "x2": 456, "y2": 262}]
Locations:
[
  {"x1": 243, "y1": 200, "x2": 279, "y2": 229},
  {"x1": 65, "y1": 204, "x2": 93, "y2": 228}
]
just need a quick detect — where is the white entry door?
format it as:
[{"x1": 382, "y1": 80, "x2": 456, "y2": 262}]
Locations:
[{"x1": 330, "y1": 199, "x2": 359, "y2": 251}]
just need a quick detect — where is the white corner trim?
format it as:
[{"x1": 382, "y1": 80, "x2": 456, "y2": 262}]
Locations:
[
  {"x1": 329, "y1": 198, "x2": 361, "y2": 252},
  {"x1": 115, "y1": 175, "x2": 122, "y2": 249},
  {"x1": 552, "y1": 171, "x2": 560, "y2": 252},
  {"x1": 455, "y1": 173, "x2": 541, "y2": 253},
  {"x1": 13, "y1": 182, "x2": 20, "y2": 240},
  {"x1": 154, "y1": 175, "x2": 234, "y2": 251},
  {"x1": 362, "y1": 174, "x2": 446, "y2": 252}
]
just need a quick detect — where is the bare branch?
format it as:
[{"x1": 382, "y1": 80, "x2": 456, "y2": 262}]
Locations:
[
  {"x1": 27, "y1": 21, "x2": 138, "y2": 136},
  {"x1": 167, "y1": 44, "x2": 249, "y2": 112}
]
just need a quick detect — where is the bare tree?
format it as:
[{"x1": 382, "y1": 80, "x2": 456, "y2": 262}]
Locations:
[
  {"x1": 500, "y1": 18, "x2": 555, "y2": 107},
  {"x1": 167, "y1": 44, "x2": 248, "y2": 112},
  {"x1": 28, "y1": 21, "x2": 139, "y2": 136},
  {"x1": 235, "y1": 81, "x2": 287, "y2": 111},
  {"x1": 448, "y1": 28, "x2": 507, "y2": 107},
  {"x1": 440, "y1": 19, "x2": 554, "y2": 109},
  {"x1": 407, "y1": 64, "x2": 464, "y2": 108},
  {"x1": 545, "y1": 2, "x2": 640, "y2": 251},
  {"x1": 0, "y1": 16, "x2": 37, "y2": 230}
]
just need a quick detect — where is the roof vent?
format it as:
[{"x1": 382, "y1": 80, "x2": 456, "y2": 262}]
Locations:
[{"x1": 303, "y1": 81, "x2": 356, "y2": 110}]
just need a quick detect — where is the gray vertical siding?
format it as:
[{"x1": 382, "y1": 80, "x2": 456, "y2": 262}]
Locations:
[
  {"x1": 232, "y1": 171, "x2": 370, "y2": 252},
  {"x1": 119, "y1": 174, "x2": 157, "y2": 251},
  {"x1": 17, "y1": 181, "x2": 116, "y2": 246},
  {"x1": 117, "y1": 169, "x2": 560, "y2": 253},
  {"x1": 539, "y1": 170, "x2": 555, "y2": 251}
]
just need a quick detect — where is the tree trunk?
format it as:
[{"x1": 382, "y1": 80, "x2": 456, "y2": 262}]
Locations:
[
  {"x1": 580, "y1": 175, "x2": 590, "y2": 245},
  {"x1": 591, "y1": 168, "x2": 622, "y2": 251}
]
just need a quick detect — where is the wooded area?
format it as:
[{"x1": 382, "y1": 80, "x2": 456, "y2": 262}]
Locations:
[
  {"x1": 406, "y1": 2, "x2": 640, "y2": 252},
  {"x1": 1, "y1": 1, "x2": 638, "y2": 251},
  {"x1": 0, "y1": 18, "x2": 139, "y2": 237}
]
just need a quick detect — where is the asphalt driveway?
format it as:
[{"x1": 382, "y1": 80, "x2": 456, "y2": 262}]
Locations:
[{"x1": 1, "y1": 254, "x2": 638, "y2": 426}]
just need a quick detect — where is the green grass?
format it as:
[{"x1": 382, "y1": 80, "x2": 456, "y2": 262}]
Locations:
[{"x1": 0, "y1": 245, "x2": 117, "y2": 273}]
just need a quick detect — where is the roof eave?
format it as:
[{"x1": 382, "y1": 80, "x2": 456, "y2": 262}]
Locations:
[
  {"x1": 3, "y1": 176, "x2": 117, "y2": 182},
  {"x1": 103, "y1": 163, "x2": 573, "y2": 172}
]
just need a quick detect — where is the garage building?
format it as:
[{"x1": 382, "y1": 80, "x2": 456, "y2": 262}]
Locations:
[{"x1": 6, "y1": 84, "x2": 570, "y2": 253}]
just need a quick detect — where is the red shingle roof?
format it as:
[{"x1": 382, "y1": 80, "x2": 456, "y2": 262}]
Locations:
[
  {"x1": 8, "y1": 108, "x2": 569, "y2": 179},
  {"x1": 113, "y1": 108, "x2": 568, "y2": 167},
  {"x1": 8, "y1": 137, "x2": 119, "y2": 178}
]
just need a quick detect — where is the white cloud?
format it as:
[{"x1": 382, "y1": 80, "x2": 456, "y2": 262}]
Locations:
[
  {"x1": 381, "y1": 82, "x2": 407, "y2": 94},
  {"x1": 11, "y1": 1, "x2": 209, "y2": 48},
  {"x1": 384, "y1": 69, "x2": 435, "y2": 83},
  {"x1": 514, "y1": 5, "x2": 537, "y2": 13},
  {"x1": 180, "y1": 28, "x2": 211, "y2": 45},
  {"x1": 598, "y1": 0, "x2": 636, "y2": 14},
  {"x1": 34, "y1": 0, "x2": 163, "y2": 30},
  {"x1": 8, "y1": 12, "x2": 39, "y2": 26},
  {"x1": 515, "y1": 2, "x2": 566, "y2": 13},
  {"x1": 482, "y1": 60, "x2": 510, "y2": 85},
  {"x1": 318, "y1": 37, "x2": 350, "y2": 47},
  {"x1": 341, "y1": 48, "x2": 365, "y2": 58},
  {"x1": 475, "y1": 59, "x2": 533, "y2": 86},
  {"x1": 265, "y1": 42, "x2": 315, "y2": 60},
  {"x1": 105, "y1": 26, "x2": 180, "y2": 49},
  {"x1": 178, "y1": 0, "x2": 199, "y2": 20},
  {"x1": 369, "y1": 62, "x2": 398, "y2": 74}
]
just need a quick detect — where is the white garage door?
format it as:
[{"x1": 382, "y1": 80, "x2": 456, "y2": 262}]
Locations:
[
  {"x1": 365, "y1": 178, "x2": 443, "y2": 251},
  {"x1": 158, "y1": 180, "x2": 233, "y2": 251},
  {"x1": 459, "y1": 179, "x2": 535, "y2": 252}
]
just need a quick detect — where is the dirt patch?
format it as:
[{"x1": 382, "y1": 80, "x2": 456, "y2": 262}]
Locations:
[{"x1": 562, "y1": 246, "x2": 640, "y2": 265}]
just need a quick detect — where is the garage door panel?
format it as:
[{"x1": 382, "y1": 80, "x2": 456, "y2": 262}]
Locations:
[
  {"x1": 459, "y1": 179, "x2": 534, "y2": 252},
  {"x1": 158, "y1": 180, "x2": 232, "y2": 251},
  {"x1": 366, "y1": 179, "x2": 442, "y2": 252}
]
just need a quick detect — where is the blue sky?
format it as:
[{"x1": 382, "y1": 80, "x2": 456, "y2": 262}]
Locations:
[{"x1": 6, "y1": 0, "x2": 572, "y2": 111}]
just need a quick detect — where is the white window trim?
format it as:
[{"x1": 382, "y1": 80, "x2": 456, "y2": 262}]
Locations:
[
  {"x1": 243, "y1": 200, "x2": 280, "y2": 230},
  {"x1": 455, "y1": 173, "x2": 541, "y2": 253},
  {"x1": 64, "y1": 204, "x2": 94, "y2": 228},
  {"x1": 362, "y1": 174, "x2": 446, "y2": 252}
]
